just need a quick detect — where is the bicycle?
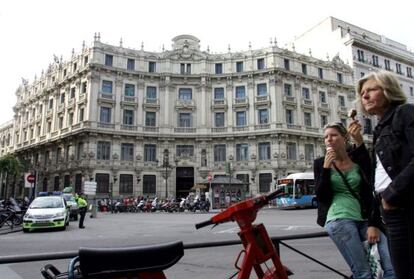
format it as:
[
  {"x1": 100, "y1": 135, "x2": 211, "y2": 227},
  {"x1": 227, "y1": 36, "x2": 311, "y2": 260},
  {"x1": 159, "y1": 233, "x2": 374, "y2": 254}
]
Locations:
[
  {"x1": 40, "y1": 189, "x2": 290, "y2": 279},
  {"x1": 195, "y1": 188, "x2": 292, "y2": 279}
]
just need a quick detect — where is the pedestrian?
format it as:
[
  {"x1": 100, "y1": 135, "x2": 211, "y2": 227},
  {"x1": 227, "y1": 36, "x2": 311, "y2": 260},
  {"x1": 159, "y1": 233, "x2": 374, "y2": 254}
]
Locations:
[
  {"x1": 314, "y1": 122, "x2": 395, "y2": 278},
  {"x1": 356, "y1": 70, "x2": 414, "y2": 278},
  {"x1": 76, "y1": 193, "x2": 87, "y2": 229}
]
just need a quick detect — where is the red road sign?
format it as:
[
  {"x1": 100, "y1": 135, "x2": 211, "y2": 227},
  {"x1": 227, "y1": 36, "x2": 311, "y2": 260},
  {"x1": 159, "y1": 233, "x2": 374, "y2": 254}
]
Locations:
[
  {"x1": 207, "y1": 174, "x2": 212, "y2": 182},
  {"x1": 27, "y1": 174, "x2": 35, "y2": 183}
]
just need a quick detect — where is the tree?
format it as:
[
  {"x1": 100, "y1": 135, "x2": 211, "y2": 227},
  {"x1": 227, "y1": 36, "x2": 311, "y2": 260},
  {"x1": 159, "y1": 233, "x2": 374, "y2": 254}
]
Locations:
[{"x1": 0, "y1": 155, "x2": 24, "y2": 199}]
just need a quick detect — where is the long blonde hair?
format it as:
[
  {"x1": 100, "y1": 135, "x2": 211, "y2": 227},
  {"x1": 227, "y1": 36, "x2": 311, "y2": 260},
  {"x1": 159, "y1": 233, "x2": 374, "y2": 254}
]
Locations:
[{"x1": 356, "y1": 71, "x2": 406, "y2": 115}]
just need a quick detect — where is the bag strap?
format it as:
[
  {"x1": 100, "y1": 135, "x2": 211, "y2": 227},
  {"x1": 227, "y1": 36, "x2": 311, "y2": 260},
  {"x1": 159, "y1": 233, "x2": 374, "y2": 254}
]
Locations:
[{"x1": 332, "y1": 163, "x2": 361, "y2": 202}]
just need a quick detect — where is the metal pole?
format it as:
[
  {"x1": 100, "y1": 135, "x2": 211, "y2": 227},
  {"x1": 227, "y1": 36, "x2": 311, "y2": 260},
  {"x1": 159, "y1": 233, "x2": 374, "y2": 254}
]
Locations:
[
  {"x1": 110, "y1": 181, "x2": 114, "y2": 213},
  {"x1": 165, "y1": 165, "x2": 168, "y2": 199}
]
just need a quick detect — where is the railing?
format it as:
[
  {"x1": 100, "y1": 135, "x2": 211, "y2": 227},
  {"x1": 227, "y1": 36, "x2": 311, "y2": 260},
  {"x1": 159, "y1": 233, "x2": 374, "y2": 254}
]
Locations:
[
  {"x1": 234, "y1": 97, "x2": 248, "y2": 104},
  {"x1": 302, "y1": 99, "x2": 313, "y2": 106},
  {"x1": 78, "y1": 94, "x2": 86, "y2": 103},
  {"x1": 0, "y1": 231, "x2": 349, "y2": 278},
  {"x1": 254, "y1": 123, "x2": 270, "y2": 130},
  {"x1": 0, "y1": 232, "x2": 327, "y2": 264},
  {"x1": 120, "y1": 124, "x2": 137, "y2": 131},
  {"x1": 174, "y1": 127, "x2": 196, "y2": 133},
  {"x1": 233, "y1": 97, "x2": 249, "y2": 108},
  {"x1": 232, "y1": 126, "x2": 249, "y2": 132},
  {"x1": 144, "y1": 98, "x2": 159, "y2": 104},
  {"x1": 57, "y1": 104, "x2": 65, "y2": 112},
  {"x1": 99, "y1": 92, "x2": 114, "y2": 100},
  {"x1": 305, "y1": 126, "x2": 319, "y2": 133},
  {"x1": 287, "y1": 124, "x2": 301, "y2": 130},
  {"x1": 255, "y1": 95, "x2": 270, "y2": 102},
  {"x1": 283, "y1": 96, "x2": 296, "y2": 103},
  {"x1": 318, "y1": 102, "x2": 329, "y2": 109},
  {"x1": 97, "y1": 122, "x2": 115, "y2": 129},
  {"x1": 122, "y1": 95, "x2": 138, "y2": 103},
  {"x1": 212, "y1": 99, "x2": 226, "y2": 105},
  {"x1": 143, "y1": 126, "x2": 159, "y2": 132},
  {"x1": 211, "y1": 127, "x2": 227, "y2": 133},
  {"x1": 175, "y1": 99, "x2": 196, "y2": 108}
]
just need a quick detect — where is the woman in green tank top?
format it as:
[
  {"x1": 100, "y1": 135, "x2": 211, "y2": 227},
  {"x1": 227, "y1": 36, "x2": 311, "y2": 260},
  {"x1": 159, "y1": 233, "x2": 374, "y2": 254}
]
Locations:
[{"x1": 314, "y1": 122, "x2": 394, "y2": 279}]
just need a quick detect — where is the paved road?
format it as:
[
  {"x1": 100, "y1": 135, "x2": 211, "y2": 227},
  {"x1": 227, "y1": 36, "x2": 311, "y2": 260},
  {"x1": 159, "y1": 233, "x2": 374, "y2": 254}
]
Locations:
[{"x1": 0, "y1": 208, "x2": 350, "y2": 278}]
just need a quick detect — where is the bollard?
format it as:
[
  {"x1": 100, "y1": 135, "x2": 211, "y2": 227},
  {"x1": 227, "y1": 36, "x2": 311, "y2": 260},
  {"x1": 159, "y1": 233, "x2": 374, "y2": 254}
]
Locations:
[{"x1": 90, "y1": 204, "x2": 97, "y2": 218}]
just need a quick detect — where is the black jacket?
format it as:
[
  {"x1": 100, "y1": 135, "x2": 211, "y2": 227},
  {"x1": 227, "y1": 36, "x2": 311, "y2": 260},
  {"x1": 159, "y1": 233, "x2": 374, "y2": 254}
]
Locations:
[
  {"x1": 373, "y1": 104, "x2": 414, "y2": 207},
  {"x1": 314, "y1": 144, "x2": 381, "y2": 228}
]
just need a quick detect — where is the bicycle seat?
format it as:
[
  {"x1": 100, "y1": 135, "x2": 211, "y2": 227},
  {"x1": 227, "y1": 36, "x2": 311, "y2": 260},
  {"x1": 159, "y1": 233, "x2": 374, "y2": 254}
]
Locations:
[{"x1": 79, "y1": 241, "x2": 184, "y2": 277}]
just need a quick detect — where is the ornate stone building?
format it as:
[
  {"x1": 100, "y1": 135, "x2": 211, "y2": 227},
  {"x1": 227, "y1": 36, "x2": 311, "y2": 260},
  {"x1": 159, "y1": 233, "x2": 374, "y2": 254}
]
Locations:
[
  {"x1": 1, "y1": 34, "x2": 354, "y2": 199},
  {"x1": 293, "y1": 16, "x2": 414, "y2": 133}
]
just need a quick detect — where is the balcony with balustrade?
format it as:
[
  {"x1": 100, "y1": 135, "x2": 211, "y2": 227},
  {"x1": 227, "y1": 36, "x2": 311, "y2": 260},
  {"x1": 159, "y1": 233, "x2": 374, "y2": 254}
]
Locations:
[
  {"x1": 282, "y1": 95, "x2": 297, "y2": 107},
  {"x1": 211, "y1": 99, "x2": 227, "y2": 110},
  {"x1": 98, "y1": 92, "x2": 115, "y2": 104},
  {"x1": 120, "y1": 124, "x2": 138, "y2": 131},
  {"x1": 211, "y1": 127, "x2": 228, "y2": 133},
  {"x1": 175, "y1": 99, "x2": 196, "y2": 110},
  {"x1": 233, "y1": 97, "x2": 249, "y2": 109},
  {"x1": 121, "y1": 95, "x2": 138, "y2": 108},
  {"x1": 301, "y1": 98, "x2": 314, "y2": 110},
  {"x1": 318, "y1": 102, "x2": 329, "y2": 113},
  {"x1": 174, "y1": 127, "x2": 196, "y2": 133},
  {"x1": 254, "y1": 95, "x2": 271, "y2": 107},
  {"x1": 143, "y1": 98, "x2": 160, "y2": 109}
]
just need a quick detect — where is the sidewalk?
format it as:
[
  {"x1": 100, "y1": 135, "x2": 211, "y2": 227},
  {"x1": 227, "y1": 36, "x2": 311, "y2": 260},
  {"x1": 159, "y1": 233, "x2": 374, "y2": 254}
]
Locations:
[{"x1": 0, "y1": 264, "x2": 23, "y2": 279}]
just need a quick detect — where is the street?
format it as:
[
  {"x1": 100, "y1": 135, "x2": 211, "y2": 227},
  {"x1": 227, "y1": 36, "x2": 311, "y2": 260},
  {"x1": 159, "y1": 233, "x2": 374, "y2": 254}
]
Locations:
[{"x1": 0, "y1": 208, "x2": 349, "y2": 278}]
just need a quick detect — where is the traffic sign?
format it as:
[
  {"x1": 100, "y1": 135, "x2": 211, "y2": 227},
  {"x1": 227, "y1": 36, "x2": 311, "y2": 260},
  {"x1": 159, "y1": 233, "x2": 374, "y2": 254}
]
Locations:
[
  {"x1": 24, "y1": 173, "x2": 35, "y2": 188},
  {"x1": 83, "y1": 181, "x2": 97, "y2": 196},
  {"x1": 27, "y1": 174, "x2": 35, "y2": 183},
  {"x1": 207, "y1": 173, "x2": 212, "y2": 182}
]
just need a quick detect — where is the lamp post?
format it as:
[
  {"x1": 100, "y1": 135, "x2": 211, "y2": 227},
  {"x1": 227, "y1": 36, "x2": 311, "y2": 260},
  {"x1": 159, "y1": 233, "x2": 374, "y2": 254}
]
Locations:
[
  {"x1": 157, "y1": 149, "x2": 178, "y2": 199},
  {"x1": 110, "y1": 175, "x2": 117, "y2": 213}
]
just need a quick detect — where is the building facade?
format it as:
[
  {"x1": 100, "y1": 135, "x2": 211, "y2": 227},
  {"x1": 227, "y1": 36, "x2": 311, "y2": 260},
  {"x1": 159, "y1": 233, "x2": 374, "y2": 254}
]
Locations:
[
  {"x1": 1, "y1": 34, "x2": 354, "y2": 199},
  {"x1": 293, "y1": 16, "x2": 414, "y2": 133}
]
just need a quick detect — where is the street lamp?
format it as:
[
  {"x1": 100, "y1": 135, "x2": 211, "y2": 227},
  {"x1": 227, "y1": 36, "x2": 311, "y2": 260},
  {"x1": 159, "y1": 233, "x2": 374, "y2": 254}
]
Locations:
[
  {"x1": 110, "y1": 175, "x2": 117, "y2": 213},
  {"x1": 158, "y1": 149, "x2": 177, "y2": 199}
]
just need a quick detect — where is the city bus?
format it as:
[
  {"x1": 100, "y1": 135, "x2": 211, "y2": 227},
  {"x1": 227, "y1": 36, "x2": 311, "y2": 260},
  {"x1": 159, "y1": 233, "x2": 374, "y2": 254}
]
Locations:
[{"x1": 275, "y1": 173, "x2": 317, "y2": 208}]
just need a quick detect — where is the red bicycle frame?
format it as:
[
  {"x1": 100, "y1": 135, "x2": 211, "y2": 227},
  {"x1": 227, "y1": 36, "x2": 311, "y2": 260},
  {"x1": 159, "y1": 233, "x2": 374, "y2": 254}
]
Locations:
[{"x1": 196, "y1": 189, "x2": 290, "y2": 279}]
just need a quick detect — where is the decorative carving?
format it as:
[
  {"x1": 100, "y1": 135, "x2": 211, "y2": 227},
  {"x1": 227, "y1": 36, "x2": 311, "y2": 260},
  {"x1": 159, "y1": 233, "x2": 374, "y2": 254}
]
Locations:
[
  {"x1": 112, "y1": 153, "x2": 119, "y2": 160},
  {"x1": 88, "y1": 151, "x2": 95, "y2": 158},
  {"x1": 136, "y1": 154, "x2": 142, "y2": 161}
]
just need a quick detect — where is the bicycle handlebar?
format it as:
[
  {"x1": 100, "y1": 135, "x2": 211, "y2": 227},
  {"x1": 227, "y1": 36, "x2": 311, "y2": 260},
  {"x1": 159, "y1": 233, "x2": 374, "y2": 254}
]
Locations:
[
  {"x1": 195, "y1": 189, "x2": 285, "y2": 230},
  {"x1": 195, "y1": 219, "x2": 214, "y2": 230},
  {"x1": 265, "y1": 188, "x2": 285, "y2": 202}
]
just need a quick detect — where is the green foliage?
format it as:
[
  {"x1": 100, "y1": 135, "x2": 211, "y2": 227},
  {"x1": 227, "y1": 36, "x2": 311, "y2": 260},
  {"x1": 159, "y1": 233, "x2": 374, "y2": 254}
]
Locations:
[{"x1": 0, "y1": 154, "x2": 24, "y2": 177}]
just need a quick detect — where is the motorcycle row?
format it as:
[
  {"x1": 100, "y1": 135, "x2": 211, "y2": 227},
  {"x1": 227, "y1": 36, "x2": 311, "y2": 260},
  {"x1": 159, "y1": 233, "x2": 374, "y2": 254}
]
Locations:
[
  {"x1": 0, "y1": 197, "x2": 29, "y2": 229},
  {"x1": 98, "y1": 196, "x2": 211, "y2": 213}
]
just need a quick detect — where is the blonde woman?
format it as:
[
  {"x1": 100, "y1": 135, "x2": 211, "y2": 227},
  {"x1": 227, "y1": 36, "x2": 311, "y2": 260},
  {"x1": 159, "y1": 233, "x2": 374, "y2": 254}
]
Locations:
[{"x1": 357, "y1": 71, "x2": 414, "y2": 279}]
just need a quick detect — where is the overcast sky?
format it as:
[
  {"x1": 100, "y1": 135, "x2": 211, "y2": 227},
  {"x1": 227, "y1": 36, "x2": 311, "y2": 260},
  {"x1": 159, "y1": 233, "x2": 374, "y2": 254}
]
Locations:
[{"x1": 0, "y1": 0, "x2": 413, "y2": 125}]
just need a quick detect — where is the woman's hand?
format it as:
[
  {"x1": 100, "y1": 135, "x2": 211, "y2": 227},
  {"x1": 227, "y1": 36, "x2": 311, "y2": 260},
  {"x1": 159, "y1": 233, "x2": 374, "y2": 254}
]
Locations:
[
  {"x1": 366, "y1": 226, "x2": 380, "y2": 244},
  {"x1": 348, "y1": 120, "x2": 363, "y2": 147},
  {"x1": 323, "y1": 147, "x2": 336, "y2": 168}
]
